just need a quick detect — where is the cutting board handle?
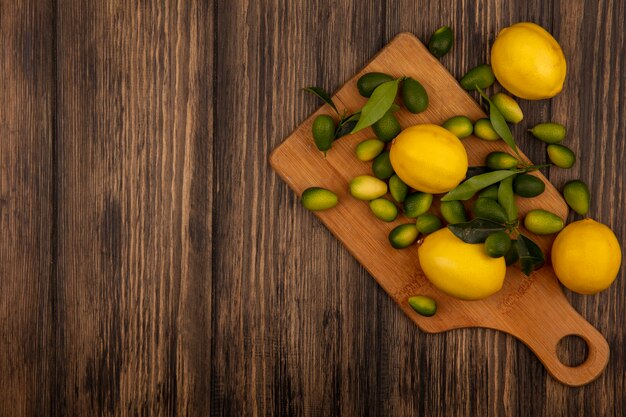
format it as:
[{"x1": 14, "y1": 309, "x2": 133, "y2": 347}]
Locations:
[{"x1": 507, "y1": 268, "x2": 610, "y2": 386}]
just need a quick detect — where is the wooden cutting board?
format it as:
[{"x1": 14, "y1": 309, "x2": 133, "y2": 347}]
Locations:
[{"x1": 269, "y1": 32, "x2": 609, "y2": 386}]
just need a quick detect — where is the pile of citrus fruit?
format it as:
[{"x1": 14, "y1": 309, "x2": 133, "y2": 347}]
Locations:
[{"x1": 300, "y1": 22, "x2": 622, "y2": 314}]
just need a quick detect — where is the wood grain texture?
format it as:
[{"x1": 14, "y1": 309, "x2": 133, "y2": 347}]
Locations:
[
  {"x1": 547, "y1": 0, "x2": 626, "y2": 413},
  {"x1": 54, "y1": 1, "x2": 212, "y2": 415},
  {"x1": 0, "y1": 0, "x2": 623, "y2": 415},
  {"x1": 0, "y1": 1, "x2": 54, "y2": 416}
]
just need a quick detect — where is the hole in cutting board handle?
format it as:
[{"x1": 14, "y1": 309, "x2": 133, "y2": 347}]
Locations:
[{"x1": 556, "y1": 334, "x2": 589, "y2": 367}]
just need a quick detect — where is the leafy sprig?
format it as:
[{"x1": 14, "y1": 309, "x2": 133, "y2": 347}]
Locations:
[
  {"x1": 515, "y1": 234, "x2": 545, "y2": 275},
  {"x1": 448, "y1": 218, "x2": 506, "y2": 243},
  {"x1": 303, "y1": 86, "x2": 340, "y2": 115},
  {"x1": 303, "y1": 86, "x2": 360, "y2": 140},
  {"x1": 441, "y1": 170, "x2": 517, "y2": 201},
  {"x1": 476, "y1": 87, "x2": 521, "y2": 159}
]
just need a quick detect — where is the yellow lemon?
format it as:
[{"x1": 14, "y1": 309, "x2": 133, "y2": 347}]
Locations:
[
  {"x1": 551, "y1": 219, "x2": 622, "y2": 294},
  {"x1": 389, "y1": 124, "x2": 468, "y2": 194},
  {"x1": 418, "y1": 228, "x2": 506, "y2": 300},
  {"x1": 491, "y1": 22, "x2": 566, "y2": 100}
]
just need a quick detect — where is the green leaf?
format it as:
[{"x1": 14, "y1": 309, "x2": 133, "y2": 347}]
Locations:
[
  {"x1": 498, "y1": 176, "x2": 518, "y2": 222},
  {"x1": 335, "y1": 119, "x2": 358, "y2": 139},
  {"x1": 476, "y1": 87, "x2": 521, "y2": 159},
  {"x1": 441, "y1": 170, "x2": 517, "y2": 201},
  {"x1": 303, "y1": 86, "x2": 339, "y2": 115},
  {"x1": 516, "y1": 234, "x2": 545, "y2": 276},
  {"x1": 344, "y1": 112, "x2": 360, "y2": 123},
  {"x1": 448, "y1": 218, "x2": 506, "y2": 244},
  {"x1": 333, "y1": 112, "x2": 360, "y2": 139},
  {"x1": 350, "y1": 79, "x2": 401, "y2": 134}
]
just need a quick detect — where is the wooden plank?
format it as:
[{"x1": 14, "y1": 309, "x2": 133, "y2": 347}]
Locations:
[
  {"x1": 547, "y1": 0, "x2": 626, "y2": 415},
  {"x1": 0, "y1": 1, "x2": 54, "y2": 416},
  {"x1": 210, "y1": 1, "x2": 387, "y2": 415},
  {"x1": 55, "y1": 1, "x2": 213, "y2": 415}
]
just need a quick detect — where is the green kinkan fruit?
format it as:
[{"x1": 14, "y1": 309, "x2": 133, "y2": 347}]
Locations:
[
  {"x1": 504, "y1": 239, "x2": 519, "y2": 265},
  {"x1": 491, "y1": 93, "x2": 523, "y2": 123},
  {"x1": 442, "y1": 115, "x2": 473, "y2": 138},
  {"x1": 402, "y1": 77, "x2": 429, "y2": 113},
  {"x1": 478, "y1": 184, "x2": 499, "y2": 200},
  {"x1": 404, "y1": 192, "x2": 433, "y2": 218},
  {"x1": 529, "y1": 122, "x2": 566, "y2": 144},
  {"x1": 372, "y1": 151, "x2": 395, "y2": 180},
  {"x1": 389, "y1": 223, "x2": 419, "y2": 249},
  {"x1": 428, "y1": 25, "x2": 454, "y2": 58},
  {"x1": 408, "y1": 295, "x2": 437, "y2": 317},
  {"x1": 473, "y1": 118, "x2": 500, "y2": 141},
  {"x1": 460, "y1": 64, "x2": 495, "y2": 90},
  {"x1": 312, "y1": 114, "x2": 336, "y2": 152},
  {"x1": 369, "y1": 198, "x2": 398, "y2": 222},
  {"x1": 389, "y1": 174, "x2": 409, "y2": 203},
  {"x1": 524, "y1": 209, "x2": 564, "y2": 235},
  {"x1": 562, "y1": 179, "x2": 590, "y2": 215},
  {"x1": 372, "y1": 110, "x2": 402, "y2": 142},
  {"x1": 301, "y1": 187, "x2": 338, "y2": 211},
  {"x1": 484, "y1": 231, "x2": 512, "y2": 258},
  {"x1": 416, "y1": 213, "x2": 442, "y2": 234},
  {"x1": 440, "y1": 200, "x2": 467, "y2": 224},
  {"x1": 486, "y1": 152, "x2": 519, "y2": 170},
  {"x1": 547, "y1": 144, "x2": 576, "y2": 168},
  {"x1": 472, "y1": 197, "x2": 508, "y2": 224},
  {"x1": 513, "y1": 174, "x2": 545, "y2": 198},
  {"x1": 357, "y1": 72, "x2": 394, "y2": 98},
  {"x1": 349, "y1": 175, "x2": 388, "y2": 200},
  {"x1": 355, "y1": 138, "x2": 385, "y2": 161}
]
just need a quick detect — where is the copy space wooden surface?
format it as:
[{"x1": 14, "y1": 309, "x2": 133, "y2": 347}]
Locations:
[
  {"x1": 270, "y1": 32, "x2": 609, "y2": 387},
  {"x1": 0, "y1": 0, "x2": 623, "y2": 415}
]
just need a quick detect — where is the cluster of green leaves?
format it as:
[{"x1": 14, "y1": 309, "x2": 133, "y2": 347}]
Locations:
[
  {"x1": 442, "y1": 87, "x2": 549, "y2": 275},
  {"x1": 434, "y1": 78, "x2": 573, "y2": 275},
  {"x1": 448, "y1": 217, "x2": 544, "y2": 275}
]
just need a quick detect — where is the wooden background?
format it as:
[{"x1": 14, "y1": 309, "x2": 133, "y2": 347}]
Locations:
[{"x1": 0, "y1": 0, "x2": 623, "y2": 416}]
